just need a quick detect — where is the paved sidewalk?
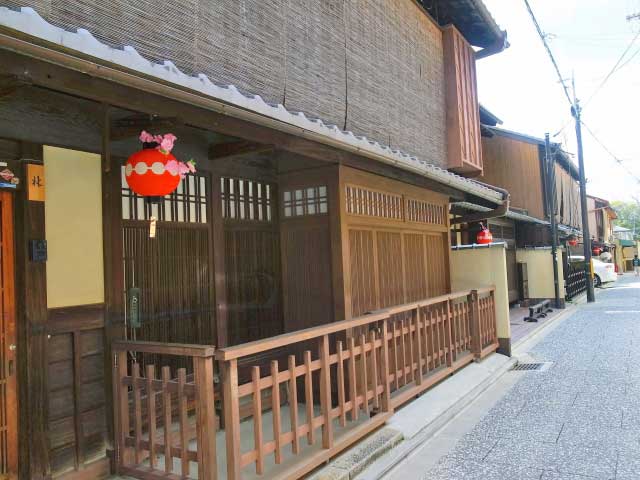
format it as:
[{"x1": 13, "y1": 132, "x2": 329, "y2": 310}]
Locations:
[{"x1": 383, "y1": 275, "x2": 640, "y2": 480}]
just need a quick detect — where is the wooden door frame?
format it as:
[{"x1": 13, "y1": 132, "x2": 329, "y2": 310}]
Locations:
[{"x1": 0, "y1": 190, "x2": 17, "y2": 478}]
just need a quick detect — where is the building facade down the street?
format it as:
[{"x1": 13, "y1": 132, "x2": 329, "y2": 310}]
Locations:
[
  {"x1": 450, "y1": 106, "x2": 588, "y2": 309},
  {"x1": 0, "y1": 2, "x2": 510, "y2": 480}
]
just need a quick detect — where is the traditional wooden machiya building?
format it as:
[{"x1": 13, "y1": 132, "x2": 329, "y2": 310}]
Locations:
[
  {"x1": 0, "y1": 2, "x2": 507, "y2": 479},
  {"x1": 451, "y1": 107, "x2": 584, "y2": 306}
]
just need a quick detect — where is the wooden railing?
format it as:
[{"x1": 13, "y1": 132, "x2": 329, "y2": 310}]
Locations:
[
  {"x1": 112, "y1": 341, "x2": 217, "y2": 479},
  {"x1": 112, "y1": 288, "x2": 498, "y2": 480},
  {"x1": 217, "y1": 288, "x2": 498, "y2": 480}
]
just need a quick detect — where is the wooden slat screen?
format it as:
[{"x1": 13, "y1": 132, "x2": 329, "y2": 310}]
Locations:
[
  {"x1": 123, "y1": 221, "x2": 215, "y2": 367},
  {"x1": 443, "y1": 25, "x2": 482, "y2": 175},
  {"x1": 222, "y1": 177, "x2": 282, "y2": 345}
]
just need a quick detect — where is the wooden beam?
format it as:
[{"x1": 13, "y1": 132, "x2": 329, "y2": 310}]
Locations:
[
  {"x1": 110, "y1": 115, "x2": 182, "y2": 141},
  {"x1": 0, "y1": 73, "x2": 30, "y2": 98},
  {"x1": 209, "y1": 141, "x2": 273, "y2": 160},
  {"x1": 0, "y1": 48, "x2": 464, "y2": 201}
]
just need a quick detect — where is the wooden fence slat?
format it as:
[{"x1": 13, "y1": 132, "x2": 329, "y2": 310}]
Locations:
[
  {"x1": 288, "y1": 355, "x2": 300, "y2": 454},
  {"x1": 115, "y1": 351, "x2": 130, "y2": 470},
  {"x1": 399, "y1": 320, "x2": 407, "y2": 387},
  {"x1": 252, "y1": 366, "x2": 264, "y2": 474},
  {"x1": 146, "y1": 365, "x2": 157, "y2": 470},
  {"x1": 380, "y1": 320, "x2": 391, "y2": 412},
  {"x1": 223, "y1": 359, "x2": 241, "y2": 480},
  {"x1": 161, "y1": 366, "x2": 172, "y2": 474},
  {"x1": 319, "y1": 335, "x2": 333, "y2": 449},
  {"x1": 304, "y1": 350, "x2": 315, "y2": 445},
  {"x1": 348, "y1": 337, "x2": 358, "y2": 421},
  {"x1": 407, "y1": 316, "x2": 415, "y2": 384},
  {"x1": 391, "y1": 321, "x2": 399, "y2": 390},
  {"x1": 414, "y1": 308, "x2": 423, "y2": 384},
  {"x1": 368, "y1": 330, "x2": 379, "y2": 410},
  {"x1": 359, "y1": 334, "x2": 369, "y2": 416},
  {"x1": 177, "y1": 368, "x2": 189, "y2": 478},
  {"x1": 336, "y1": 342, "x2": 347, "y2": 427},
  {"x1": 132, "y1": 363, "x2": 143, "y2": 465},
  {"x1": 271, "y1": 361, "x2": 283, "y2": 464},
  {"x1": 194, "y1": 356, "x2": 217, "y2": 480}
]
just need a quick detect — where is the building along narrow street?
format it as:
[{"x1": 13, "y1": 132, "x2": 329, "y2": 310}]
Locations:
[{"x1": 379, "y1": 274, "x2": 640, "y2": 480}]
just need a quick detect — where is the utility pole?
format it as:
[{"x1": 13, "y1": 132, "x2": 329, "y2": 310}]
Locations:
[
  {"x1": 545, "y1": 133, "x2": 561, "y2": 308},
  {"x1": 571, "y1": 77, "x2": 595, "y2": 302}
]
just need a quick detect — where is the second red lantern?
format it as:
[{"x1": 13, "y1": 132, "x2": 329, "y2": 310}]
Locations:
[{"x1": 476, "y1": 224, "x2": 493, "y2": 244}]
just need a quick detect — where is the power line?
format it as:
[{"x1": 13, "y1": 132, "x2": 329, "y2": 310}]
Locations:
[
  {"x1": 523, "y1": 0, "x2": 573, "y2": 107},
  {"x1": 582, "y1": 28, "x2": 640, "y2": 108},
  {"x1": 580, "y1": 120, "x2": 640, "y2": 184}
]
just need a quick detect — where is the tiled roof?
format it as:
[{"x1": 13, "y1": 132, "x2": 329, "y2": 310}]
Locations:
[{"x1": 0, "y1": 6, "x2": 505, "y2": 205}]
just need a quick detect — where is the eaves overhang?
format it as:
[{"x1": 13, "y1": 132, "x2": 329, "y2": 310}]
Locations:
[{"x1": 0, "y1": 6, "x2": 506, "y2": 206}]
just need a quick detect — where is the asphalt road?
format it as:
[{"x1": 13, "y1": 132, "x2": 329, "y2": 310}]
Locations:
[{"x1": 387, "y1": 274, "x2": 640, "y2": 480}]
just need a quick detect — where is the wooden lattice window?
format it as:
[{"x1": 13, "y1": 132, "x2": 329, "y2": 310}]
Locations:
[
  {"x1": 345, "y1": 185, "x2": 403, "y2": 220},
  {"x1": 121, "y1": 167, "x2": 208, "y2": 223},
  {"x1": 406, "y1": 198, "x2": 446, "y2": 226},
  {"x1": 221, "y1": 177, "x2": 273, "y2": 222},
  {"x1": 282, "y1": 186, "x2": 328, "y2": 218}
]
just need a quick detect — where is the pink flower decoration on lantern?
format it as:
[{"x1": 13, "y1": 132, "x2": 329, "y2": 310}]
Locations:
[
  {"x1": 159, "y1": 133, "x2": 177, "y2": 154},
  {"x1": 165, "y1": 159, "x2": 181, "y2": 176},
  {"x1": 139, "y1": 130, "x2": 156, "y2": 143}
]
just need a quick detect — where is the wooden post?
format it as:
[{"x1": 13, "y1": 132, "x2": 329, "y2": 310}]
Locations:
[
  {"x1": 114, "y1": 351, "x2": 130, "y2": 469},
  {"x1": 413, "y1": 308, "x2": 423, "y2": 384},
  {"x1": 445, "y1": 300, "x2": 454, "y2": 367},
  {"x1": 223, "y1": 359, "x2": 241, "y2": 480},
  {"x1": 319, "y1": 335, "x2": 334, "y2": 449},
  {"x1": 469, "y1": 290, "x2": 482, "y2": 360},
  {"x1": 194, "y1": 355, "x2": 217, "y2": 480},
  {"x1": 379, "y1": 319, "x2": 392, "y2": 413}
]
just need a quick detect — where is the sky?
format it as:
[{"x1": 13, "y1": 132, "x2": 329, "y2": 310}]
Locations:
[{"x1": 476, "y1": 0, "x2": 640, "y2": 202}]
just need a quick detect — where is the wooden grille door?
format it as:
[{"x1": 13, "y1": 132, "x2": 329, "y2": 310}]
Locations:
[{"x1": 0, "y1": 191, "x2": 17, "y2": 478}]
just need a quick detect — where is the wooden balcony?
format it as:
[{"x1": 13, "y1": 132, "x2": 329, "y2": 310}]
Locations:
[{"x1": 112, "y1": 288, "x2": 497, "y2": 480}]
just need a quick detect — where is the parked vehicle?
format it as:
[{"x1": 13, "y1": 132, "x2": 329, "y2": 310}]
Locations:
[{"x1": 569, "y1": 255, "x2": 617, "y2": 287}]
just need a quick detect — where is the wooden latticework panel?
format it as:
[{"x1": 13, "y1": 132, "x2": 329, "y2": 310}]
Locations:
[
  {"x1": 403, "y1": 233, "x2": 428, "y2": 302},
  {"x1": 123, "y1": 221, "x2": 215, "y2": 355},
  {"x1": 345, "y1": 185, "x2": 403, "y2": 220},
  {"x1": 406, "y1": 198, "x2": 446, "y2": 226}
]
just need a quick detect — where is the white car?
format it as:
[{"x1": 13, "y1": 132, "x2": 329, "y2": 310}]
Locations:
[{"x1": 569, "y1": 256, "x2": 617, "y2": 287}]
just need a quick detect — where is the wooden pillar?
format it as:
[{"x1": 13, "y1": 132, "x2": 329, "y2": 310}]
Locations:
[{"x1": 15, "y1": 144, "x2": 50, "y2": 479}]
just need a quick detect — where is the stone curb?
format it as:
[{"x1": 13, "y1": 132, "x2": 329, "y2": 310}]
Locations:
[{"x1": 308, "y1": 428, "x2": 404, "y2": 480}]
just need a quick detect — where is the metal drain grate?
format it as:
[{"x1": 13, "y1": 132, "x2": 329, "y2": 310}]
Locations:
[{"x1": 511, "y1": 362, "x2": 552, "y2": 372}]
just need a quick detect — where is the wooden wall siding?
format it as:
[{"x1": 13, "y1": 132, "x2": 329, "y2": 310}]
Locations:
[
  {"x1": 554, "y1": 164, "x2": 582, "y2": 229},
  {"x1": 341, "y1": 167, "x2": 450, "y2": 319},
  {"x1": 122, "y1": 221, "x2": 215, "y2": 355},
  {"x1": 47, "y1": 305, "x2": 109, "y2": 478},
  {"x1": 348, "y1": 230, "x2": 378, "y2": 317},
  {"x1": 281, "y1": 224, "x2": 333, "y2": 332},
  {"x1": 424, "y1": 233, "x2": 449, "y2": 298},
  {"x1": 4, "y1": 0, "x2": 447, "y2": 167},
  {"x1": 479, "y1": 135, "x2": 545, "y2": 220},
  {"x1": 224, "y1": 228, "x2": 282, "y2": 345},
  {"x1": 443, "y1": 25, "x2": 482, "y2": 175}
]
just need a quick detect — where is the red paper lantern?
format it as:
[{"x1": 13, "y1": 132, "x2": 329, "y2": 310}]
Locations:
[
  {"x1": 567, "y1": 238, "x2": 578, "y2": 247},
  {"x1": 476, "y1": 226, "x2": 493, "y2": 244},
  {"x1": 125, "y1": 147, "x2": 181, "y2": 198},
  {"x1": 592, "y1": 246, "x2": 602, "y2": 256}
]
